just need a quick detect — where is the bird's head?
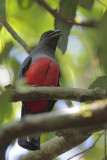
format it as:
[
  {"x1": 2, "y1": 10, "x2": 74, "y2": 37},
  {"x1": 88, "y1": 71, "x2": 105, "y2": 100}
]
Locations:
[{"x1": 38, "y1": 30, "x2": 61, "y2": 49}]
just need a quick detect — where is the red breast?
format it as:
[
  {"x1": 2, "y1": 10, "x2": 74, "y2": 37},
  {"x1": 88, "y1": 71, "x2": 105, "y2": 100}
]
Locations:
[{"x1": 24, "y1": 58, "x2": 59, "y2": 113}]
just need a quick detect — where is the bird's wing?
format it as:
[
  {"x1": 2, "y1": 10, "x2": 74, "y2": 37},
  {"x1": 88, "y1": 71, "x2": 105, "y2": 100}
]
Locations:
[
  {"x1": 17, "y1": 55, "x2": 32, "y2": 79},
  {"x1": 17, "y1": 55, "x2": 32, "y2": 117}
]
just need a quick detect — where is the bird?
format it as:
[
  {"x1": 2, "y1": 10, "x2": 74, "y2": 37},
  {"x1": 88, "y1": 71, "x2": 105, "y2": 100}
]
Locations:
[{"x1": 17, "y1": 30, "x2": 61, "y2": 150}]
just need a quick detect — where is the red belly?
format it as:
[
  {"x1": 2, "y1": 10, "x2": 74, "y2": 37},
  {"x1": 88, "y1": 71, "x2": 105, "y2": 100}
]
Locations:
[{"x1": 24, "y1": 58, "x2": 59, "y2": 113}]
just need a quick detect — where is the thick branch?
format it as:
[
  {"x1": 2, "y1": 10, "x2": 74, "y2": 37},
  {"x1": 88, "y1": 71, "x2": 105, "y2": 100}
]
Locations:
[
  {"x1": 18, "y1": 133, "x2": 90, "y2": 160},
  {"x1": 35, "y1": 0, "x2": 97, "y2": 27},
  {"x1": 0, "y1": 16, "x2": 32, "y2": 53},
  {"x1": 18, "y1": 136, "x2": 74, "y2": 160},
  {"x1": 18, "y1": 126, "x2": 103, "y2": 160},
  {"x1": 0, "y1": 99, "x2": 107, "y2": 160},
  {"x1": 6, "y1": 85, "x2": 107, "y2": 102},
  {"x1": 1, "y1": 99, "x2": 107, "y2": 152}
]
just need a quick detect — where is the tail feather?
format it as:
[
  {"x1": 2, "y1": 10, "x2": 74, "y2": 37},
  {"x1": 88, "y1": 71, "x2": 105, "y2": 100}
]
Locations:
[{"x1": 18, "y1": 136, "x2": 40, "y2": 151}]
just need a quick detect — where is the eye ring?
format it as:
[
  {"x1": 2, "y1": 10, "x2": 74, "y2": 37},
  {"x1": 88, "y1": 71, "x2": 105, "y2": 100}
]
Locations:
[{"x1": 43, "y1": 34, "x2": 47, "y2": 38}]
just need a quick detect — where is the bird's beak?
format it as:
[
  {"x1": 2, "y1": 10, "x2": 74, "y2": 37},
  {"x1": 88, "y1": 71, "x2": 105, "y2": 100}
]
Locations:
[{"x1": 49, "y1": 30, "x2": 61, "y2": 39}]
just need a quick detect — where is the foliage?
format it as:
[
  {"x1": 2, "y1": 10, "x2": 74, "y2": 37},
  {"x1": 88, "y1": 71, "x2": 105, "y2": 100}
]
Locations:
[
  {"x1": 80, "y1": 131, "x2": 106, "y2": 160},
  {"x1": 97, "y1": 11, "x2": 107, "y2": 74},
  {"x1": 79, "y1": 0, "x2": 94, "y2": 10},
  {"x1": 0, "y1": 0, "x2": 5, "y2": 29},
  {"x1": 89, "y1": 76, "x2": 107, "y2": 91},
  {"x1": 55, "y1": 0, "x2": 80, "y2": 53},
  {"x1": 0, "y1": 0, "x2": 107, "y2": 160}
]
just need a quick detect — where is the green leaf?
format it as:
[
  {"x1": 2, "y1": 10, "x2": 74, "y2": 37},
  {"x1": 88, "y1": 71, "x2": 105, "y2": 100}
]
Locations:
[
  {"x1": 0, "y1": 0, "x2": 5, "y2": 16},
  {"x1": 16, "y1": 78, "x2": 31, "y2": 93},
  {"x1": 0, "y1": 90, "x2": 12, "y2": 123},
  {"x1": 0, "y1": 41, "x2": 14, "y2": 63},
  {"x1": 80, "y1": 132, "x2": 105, "y2": 160},
  {"x1": 0, "y1": 0, "x2": 6, "y2": 30},
  {"x1": 17, "y1": 0, "x2": 33, "y2": 9},
  {"x1": 93, "y1": 131, "x2": 104, "y2": 141},
  {"x1": 79, "y1": 0, "x2": 94, "y2": 10},
  {"x1": 89, "y1": 76, "x2": 107, "y2": 91},
  {"x1": 41, "y1": 133, "x2": 55, "y2": 143},
  {"x1": 96, "y1": 11, "x2": 107, "y2": 74},
  {"x1": 55, "y1": 0, "x2": 79, "y2": 54}
]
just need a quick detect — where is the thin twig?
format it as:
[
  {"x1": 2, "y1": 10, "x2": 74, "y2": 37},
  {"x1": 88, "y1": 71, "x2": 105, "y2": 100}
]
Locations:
[
  {"x1": 67, "y1": 131, "x2": 104, "y2": 160},
  {"x1": 34, "y1": 0, "x2": 97, "y2": 28},
  {"x1": 0, "y1": 16, "x2": 32, "y2": 54}
]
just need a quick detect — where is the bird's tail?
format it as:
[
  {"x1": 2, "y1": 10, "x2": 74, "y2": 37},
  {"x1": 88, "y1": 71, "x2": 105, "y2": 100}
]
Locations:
[{"x1": 18, "y1": 136, "x2": 40, "y2": 151}]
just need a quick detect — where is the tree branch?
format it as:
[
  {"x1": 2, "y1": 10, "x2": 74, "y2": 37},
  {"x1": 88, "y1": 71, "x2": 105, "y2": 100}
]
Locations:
[
  {"x1": 17, "y1": 127, "x2": 107, "y2": 160},
  {"x1": 34, "y1": 0, "x2": 97, "y2": 27},
  {"x1": 5, "y1": 85, "x2": 107, "y2": 102},
  {"x1": 0, "y1": 16, "x2": 32, "y2": 54},
  {"x1": 18, "y1": 131, "x2": 91, "y2": 160},
  {"x1": 1, "y1": 99, "x2": 107, "y2": 160},
  {"x1": 18, "y1": 136, "x2": 75, "y2": 160}
]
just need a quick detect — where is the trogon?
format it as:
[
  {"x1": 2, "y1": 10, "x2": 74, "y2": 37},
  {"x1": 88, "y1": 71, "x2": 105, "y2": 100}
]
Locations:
[{"x1": 17, "y1": 30, "x2": 61, "y2": 150}]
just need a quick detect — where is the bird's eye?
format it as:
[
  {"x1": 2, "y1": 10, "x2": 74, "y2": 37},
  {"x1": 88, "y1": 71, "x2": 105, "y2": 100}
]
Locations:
[{"x1": 43, "y1": 34, "x2": 47, "y2": 38}]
